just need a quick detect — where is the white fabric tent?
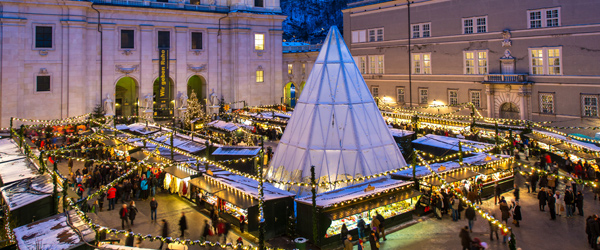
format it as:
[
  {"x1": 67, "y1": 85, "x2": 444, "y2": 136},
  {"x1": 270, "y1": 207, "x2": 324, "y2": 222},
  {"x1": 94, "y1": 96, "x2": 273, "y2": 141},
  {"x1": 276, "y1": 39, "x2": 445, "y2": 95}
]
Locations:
[{"x1": 266, "y1": 26, "x2": 407, "y2": 194}]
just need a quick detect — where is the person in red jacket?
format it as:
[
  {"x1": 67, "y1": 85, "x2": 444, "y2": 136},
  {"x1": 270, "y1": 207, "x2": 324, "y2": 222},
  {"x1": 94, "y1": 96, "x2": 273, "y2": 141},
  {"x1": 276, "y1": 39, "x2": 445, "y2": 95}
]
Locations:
[{"x1": 107, "y1": 186, "x2": 117, "y2": 211}]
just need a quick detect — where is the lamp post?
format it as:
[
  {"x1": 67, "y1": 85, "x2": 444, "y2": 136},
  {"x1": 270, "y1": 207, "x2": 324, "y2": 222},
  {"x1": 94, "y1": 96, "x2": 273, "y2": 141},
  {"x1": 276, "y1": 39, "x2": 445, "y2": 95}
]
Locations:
[{"x1": 407, "y1": 0, "x2": 413, "y2": 107}]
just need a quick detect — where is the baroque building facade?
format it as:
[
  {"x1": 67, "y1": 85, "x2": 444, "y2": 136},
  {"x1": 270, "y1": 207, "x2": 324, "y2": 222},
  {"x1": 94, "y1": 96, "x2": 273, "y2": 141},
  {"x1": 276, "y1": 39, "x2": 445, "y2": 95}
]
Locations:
[
  {"x1": 0, "y1": 0, "x2": 284, "y2": 126},
  {"x1": 343, "y1": 0, "x2": 600, "y2": 124}
]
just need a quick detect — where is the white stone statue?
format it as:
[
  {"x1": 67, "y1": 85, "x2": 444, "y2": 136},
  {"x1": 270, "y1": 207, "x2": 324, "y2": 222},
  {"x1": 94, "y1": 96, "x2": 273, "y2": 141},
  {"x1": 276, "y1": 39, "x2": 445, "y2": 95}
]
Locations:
[
  {"x1": 209, "y1": 89, "x2": 218, "y2": 107},
  {"x1": 178, "y1": 92, "x2": 189, "y2": 109},
  {"x1": 143, "y1": 94, "x2": 153, "y2": 112},
  {"x1": 103, "y1": 94, "x2": 114, "y2": 116}
]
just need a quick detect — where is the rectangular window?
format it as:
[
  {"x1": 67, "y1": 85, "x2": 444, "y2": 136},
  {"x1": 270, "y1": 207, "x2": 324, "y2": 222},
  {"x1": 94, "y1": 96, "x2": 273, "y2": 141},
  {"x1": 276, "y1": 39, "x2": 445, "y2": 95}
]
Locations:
[
  {"x1": 371, "y1": 86, "x2": 379, "y2": 97},
  {"x1": 354, "y1": 56, "x2": 366, "y2": 74},
  {"x1": 412, "y1": 53, "x2": 431, "y2": 74},
  {"x1": 191, "y1": 32, "x2": 203, "y2": 50},
  {"x1": 35, "y1": 26, "x2": 53, "y2": 48},
  {"x1": 287, "y1": 64, "x2": 293, "y2": 75},
  {"x1": 411, "y1": 23, "x2": 431, "y2": 38},
  {"x1": 463, "y1": 16, "x2": 487, "y2": 34},
  {"x1": 464, "y1": 51, "x2": 488, "y2": 74},
  {"x1": 302, "y1": 63, "x2": 306, "y2": 75},
  {"x1": 368, "y1": 55, "x2": 384, "y2": 74},
  {"x1": 368, "y1": 28, "x2": 384, "y2": 42},
  {"x1": 528, "y1": 8, "x2": 560, "y2": 28},
  {"x1": 470, "y1": 90, "x2": 481, "y2": 108},
  {"x1": 351, "y1": 30, "x2": 367, "y2": 43},
  {"x1": 448, "y1": 90, "x2": 458, "y2": 105},
  {"x1": 529, "y1": 47, "x2": 562, "y2": 75},
  {"x1": 120, "y1": 30, "x2": 134, "y2": 49},
  {"x1": 419, "y1": 88, "x2": 428, "y2": 104},
  {"x1": 158, "y1": 31, "x2": 170, "y2": 48},
  {"x1": 36, "y1": 76, "x2": 51, "y2": 92},
  {"x1": 256, "y1": 70, "x2": 264, "y2": 83},
  {"x1": 254, "y1": 0, "x2": 264, "y2": 7},
  {"x1": 540, "y1": 93, "x2": 554, "y2": 114},
  {"x1": 377, "y1": 55, "x2": 384, "y2": 74},
  {"x1": 397, "y1": 87, "x2": 405, "y2": 103},
  {"x1": 255, "y1": 34, "x2": 265, "y2": 51},
  {"x1": 582, "y1": 95, "x2": 598, "y2": 117}
]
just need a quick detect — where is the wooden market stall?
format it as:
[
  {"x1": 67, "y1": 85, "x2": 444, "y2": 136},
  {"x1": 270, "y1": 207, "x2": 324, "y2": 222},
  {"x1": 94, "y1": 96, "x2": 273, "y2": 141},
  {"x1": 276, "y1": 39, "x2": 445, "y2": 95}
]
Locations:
[
  {"x1": 211, "y1": 146, "x2": 261, "y2": 174},
  {"x1": 412, "y1": 134, "x2": 493, "y2": 157},
  {"x1": 1, "y1": 174, "x2": 60, "y2": 226}
]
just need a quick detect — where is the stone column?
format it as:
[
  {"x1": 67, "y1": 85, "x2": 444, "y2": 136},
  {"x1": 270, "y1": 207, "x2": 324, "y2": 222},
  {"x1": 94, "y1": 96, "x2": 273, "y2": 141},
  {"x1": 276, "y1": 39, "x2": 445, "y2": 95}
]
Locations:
[
  {"x1": 139, "y1": 24, "x2": 155, "y2": 118},
  {"x1": 518, "y1": 86, "x2": 532, "y2": 120},
  {"x1": 485, "y1": 85, "x2": 495, "y2": 118}
]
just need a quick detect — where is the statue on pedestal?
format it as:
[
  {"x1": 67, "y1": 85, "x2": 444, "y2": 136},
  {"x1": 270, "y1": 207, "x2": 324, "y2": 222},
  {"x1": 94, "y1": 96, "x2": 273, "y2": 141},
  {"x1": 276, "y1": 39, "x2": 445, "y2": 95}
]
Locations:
[{"x1": 103, "y1": 94, "x2": 114, "y2": 116}]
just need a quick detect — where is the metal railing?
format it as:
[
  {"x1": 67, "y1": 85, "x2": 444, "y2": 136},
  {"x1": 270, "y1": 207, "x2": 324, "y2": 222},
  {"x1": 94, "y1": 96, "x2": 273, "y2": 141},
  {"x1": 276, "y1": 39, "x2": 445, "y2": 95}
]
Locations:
[
  {"x1": 79, "y1": 0, "x2": 232, "y2": 13},
  {"x1": 484, "y1": 74, "x2": 528, "y2": 83}
]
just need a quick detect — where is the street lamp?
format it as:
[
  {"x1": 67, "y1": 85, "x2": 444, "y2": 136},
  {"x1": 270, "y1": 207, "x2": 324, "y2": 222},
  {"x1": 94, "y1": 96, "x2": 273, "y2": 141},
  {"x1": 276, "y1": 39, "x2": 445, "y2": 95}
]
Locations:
[{"x1": 431, "y1": 99, "x2": 444, "y2": 114}]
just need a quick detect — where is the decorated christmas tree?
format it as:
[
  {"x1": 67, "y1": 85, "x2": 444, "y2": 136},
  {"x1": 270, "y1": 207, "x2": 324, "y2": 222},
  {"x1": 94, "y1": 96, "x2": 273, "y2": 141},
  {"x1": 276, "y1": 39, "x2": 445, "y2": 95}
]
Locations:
[{"x1": 183, "y1": 90, "x2": 205, "y2": 129}]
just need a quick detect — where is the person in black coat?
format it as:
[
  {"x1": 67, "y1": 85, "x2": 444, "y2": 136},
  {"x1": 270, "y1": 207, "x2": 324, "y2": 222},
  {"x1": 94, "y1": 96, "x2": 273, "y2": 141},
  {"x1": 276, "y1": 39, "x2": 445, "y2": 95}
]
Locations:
[
  {"x1": 513, "y1": 201, "x2": 522, "y2": 227},
  {"x1": 459, "y1": 226, "x2": 472, "y2": 250},
  {"x1": 128, "y1": 201, "x2": 138, "y2": 226},
  {"x1": 587, "y1": 216, "x2": 594, "y2": 247},
  {"x1": 340, "y1": 223, "x2": 349, "y2": 245},
  {"x1": 547, "y1": 190, "x2": 556, "y2": 220},
  {"x1": 465, "y1": 206, "x2": 476, "y2": 232},
  {"x1": 538, "y1": 174, "x2": 548, "y2": 188},
  {"x1": 538, "y1": 187, "x2": 548, "y2": 211},
  {"x1": 531, "y1": 171, "x2": 539, "y2": 193},
  {"x1": 575, "y1": 191, "x2": 584, "y2": 216},
  {"x1": 159, "y1": 219, "x2": 169, "y2": 250},
  {"x1": 179, "y1": 212, "x2": 188, "y2": 238},
  {"x1": 592, "y1": 216, "x2": 600, "y2": 249},
  {"x1": 369, "y1": 229, "x2": 379, "y2": 250}
]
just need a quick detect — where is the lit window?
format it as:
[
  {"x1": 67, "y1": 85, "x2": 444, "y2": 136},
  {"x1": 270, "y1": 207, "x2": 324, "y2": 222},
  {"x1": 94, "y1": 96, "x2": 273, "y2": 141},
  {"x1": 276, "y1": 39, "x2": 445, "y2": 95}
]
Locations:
[
  {"x1": 368, "y1": 28, "x2": 384, "y2": 42},
  {"x1": 36, "y1": 76, "x2": 51, "y2": 92},
  {"x1": 529, "y1": 47, "x2": 562, "y2": 75},
  {"x1": 528, "y1": 8, "x2": 560, "y2": 28},
  {"x1": 412, "y1": 53, "x2": 431, "y2": 74},
  {"x1": 368, "y1": 55, "x2": 384, "y2": 74},
  {"x1": 448, "y1": 90, "x2": 458, "y2": 105},
  {"x1": 255, "y1": 34, "x2": 264, "y2": 51},
  {"x1": 470, "y1": 90, "x2": 481, "y2": 108},
  {"x1": 287, "y1": 64, "x2": 293, "y2": 75},
  {"x1": 397, "y1": 87, "x2": 405, "y2": 103},
  {"x1": 464, "y1": 51, "x2": 488, "y2": 74},
  {"x1": 412, "y1": 23, "x2": 431, "y2": 38},
  {"x1": 354, "y1": 56, "x2": 367, "y2": 74},
  {"x1": 256, "y1": 70, "x2": 264, "y2": 82},
  {"x1": 371, "y1": 86, "x2": 379, "y2": 97},
  {"x1": 582, "y1": 95, "x2": 598, "y2": 117},
  {"x1": 463, "y1": 16, "x2": 487, "y2": 34},
  {"x1": 419, "y1": 88, "x2": 428, "y2": 104},
  {"x1": 540, "y1": 93, "x2": 554, "y2": 114}
]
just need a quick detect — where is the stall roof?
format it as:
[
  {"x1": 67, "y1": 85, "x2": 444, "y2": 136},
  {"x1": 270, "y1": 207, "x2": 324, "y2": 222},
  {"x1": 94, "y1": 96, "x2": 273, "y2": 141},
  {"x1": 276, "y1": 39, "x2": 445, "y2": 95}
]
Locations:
[
  {"x1": 212, "y1": 146, "x2": 261, "y2": 156},
  {"x1": 0, "y1": 139, "x2": 26, "y2": 163},
  {"x1": 156, "y1": 147, "x2": 194, "y2": 162},
  {"x1": 98, "y1": 243, "x2": 155, "y2": 250},
  {"x1": 394, "y1": 153, "x2": 510, "y2": 179},
  {"x1": 2, "y1": 174, "x2": 59, "y2": 211},
  {"x1": 536, "y1": 130, "x2": 600, "y2": 151},
  {"x1": 0, "y1": 158, "x2": 39, "y2": 185},
  {"x1": 189, "y1": 177, "x2": 258, "y2": 209},
  {"x1": 389, "y1": 128, "x2": 415, "y2": 138},
  {"x1": 523, "y1": 132, "x2": 561, "y2": 146},
  {"x1": 13, "y1": 210, "x2": 95, "y2": 250},
  {"x1": 164, "y1": 165, "x2": 197, "y2": 179},
  {"x1": 126, "y1": 123, "x2": 161, "y2": 135},
  {"x1": 413, "y1": 134, "x2": 492, "y2": 152},
  {"x1": 295, "y1": 178, "x2": 414, "y2": 208},
  {"x1": 208, "y1": 120, "x2": 239, "y2": 132}
]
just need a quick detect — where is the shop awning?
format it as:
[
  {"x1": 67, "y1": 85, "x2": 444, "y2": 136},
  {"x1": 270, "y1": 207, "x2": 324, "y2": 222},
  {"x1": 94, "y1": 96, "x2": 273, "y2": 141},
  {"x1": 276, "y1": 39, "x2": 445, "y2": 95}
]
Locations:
[
  {"x1": 523, "y1": 133, "x2": 560, "y2": 146},
  {"x1": 327, "y1": 188, "x2": 421, "y2": 220},
  {"x1": 164, "y1": 165, "x2": 195, "y2": 180},
  {"x1": 189, "y1": 177, "x2": 258, "y2": 209}
]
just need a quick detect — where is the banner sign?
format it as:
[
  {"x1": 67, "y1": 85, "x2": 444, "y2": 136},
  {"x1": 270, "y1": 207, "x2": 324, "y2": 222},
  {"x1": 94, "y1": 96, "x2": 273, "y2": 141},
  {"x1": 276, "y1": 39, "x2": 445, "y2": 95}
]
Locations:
[{"x1": 158, "y1": 49, "x2": 170, "y2": 115}]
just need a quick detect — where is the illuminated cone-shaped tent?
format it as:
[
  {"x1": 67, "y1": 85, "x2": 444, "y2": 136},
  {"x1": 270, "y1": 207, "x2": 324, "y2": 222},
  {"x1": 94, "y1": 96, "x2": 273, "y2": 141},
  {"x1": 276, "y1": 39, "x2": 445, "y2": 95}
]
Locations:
[{"x1": 266, "y1": 26, "x2": 407, "y2": 194}]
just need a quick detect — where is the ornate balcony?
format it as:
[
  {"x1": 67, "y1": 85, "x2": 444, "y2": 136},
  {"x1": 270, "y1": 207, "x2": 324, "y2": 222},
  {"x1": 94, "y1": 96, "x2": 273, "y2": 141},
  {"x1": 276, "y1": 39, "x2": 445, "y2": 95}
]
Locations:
[{"x1": 482, "y1": 74, "x2": 531, "y2": 84}]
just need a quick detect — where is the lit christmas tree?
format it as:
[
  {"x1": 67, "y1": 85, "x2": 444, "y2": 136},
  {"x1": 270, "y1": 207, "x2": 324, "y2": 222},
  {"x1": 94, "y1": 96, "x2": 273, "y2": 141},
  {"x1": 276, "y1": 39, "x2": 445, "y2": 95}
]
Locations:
[{"x1": 183, "y1": 90, "x2": 205, "y2": 130}]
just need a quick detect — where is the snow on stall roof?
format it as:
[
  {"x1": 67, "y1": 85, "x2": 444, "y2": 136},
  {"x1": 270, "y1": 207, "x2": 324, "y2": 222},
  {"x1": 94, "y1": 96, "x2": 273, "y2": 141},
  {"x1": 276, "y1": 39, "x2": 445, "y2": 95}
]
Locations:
[
  {"x1": 127, "y1": 123, "x2": 161, "y2": 135},
  {"x1": 115, "y1": 124, "x2": 130, "y2": 131},
  {"x1": 13, "y1": 210, "x2": 95, "y2": 250},
  {"x1": 395, "y1": 153, "x2": 510, "y2": 178},
  {"x1": 295, "y1": 178, "x2": 412, "y2": 208},
  {"x1": 0, "y1": 158, "x2": 39, "y2": 184},
  {"x1": 98, "y1": 243, "x2": 156, "y2": 250},
  {"x1": 208, "y1": 120, "x2": 239, "y2": 132},
  {"x1": 389, "y1": 128, "x2": 415, "y2": 138},
  {"x1": 212, "y1": 146, "x2": 260, "y2": 156},
  {"x1": 413, "y1": 134, "x2": 492, "y2": 152},
  {"x1": 536, "y1": 130, "x2": 600, "y2": 151},
  {"x1": 2, "y1": 174, "x2": 60, "y2": 211},
  {"x1": 0, "y1": 139, "x2": 26, "y2": 163},
  {"x1": 207, "y1": 171, "x2": 295, "y2": 201}
]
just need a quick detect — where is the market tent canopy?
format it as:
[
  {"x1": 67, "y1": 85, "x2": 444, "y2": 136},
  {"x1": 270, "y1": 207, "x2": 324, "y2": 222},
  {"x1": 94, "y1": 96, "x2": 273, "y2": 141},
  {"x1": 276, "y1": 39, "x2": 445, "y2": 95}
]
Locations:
[
  {"x1": 163, "y1": 165, "x2": 197, "y2": 180},
  {"x1": 2, "y1": 174, "x2": 59, "y2": 211},
  {"x1": 267, "y1": 26, "x2": 408, "y2": 193},
  {"x1": 13, "y1": 210, "x2": 95, "y2": 250}
]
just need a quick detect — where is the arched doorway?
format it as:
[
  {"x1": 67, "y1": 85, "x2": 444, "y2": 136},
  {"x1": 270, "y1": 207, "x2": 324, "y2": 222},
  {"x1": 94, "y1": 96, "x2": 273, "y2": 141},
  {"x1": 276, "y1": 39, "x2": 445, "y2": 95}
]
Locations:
[
  {"x1": 115, "y1": 77, "x2": 139, "y2": 117},
  {"x1": 284, "y1": 82, "x2": 296, "y2": 107},
  {"x1": 187, "y1": 75, "x2": 206, "y2": 105},
  {"x1": 153, "y1": 77, "x2": 175, "y2": 118},
  {"x1": 499, "y1": 102, "x2": 520, "y2": 119}
]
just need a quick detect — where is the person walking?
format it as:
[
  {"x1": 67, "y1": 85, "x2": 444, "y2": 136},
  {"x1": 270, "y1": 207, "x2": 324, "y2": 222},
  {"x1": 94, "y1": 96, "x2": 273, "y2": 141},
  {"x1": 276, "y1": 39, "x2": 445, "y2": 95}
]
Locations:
[
  {"x1": 376, "y1": 211, "x2": 387, "y2": 241},
  {"x1": 565, "y1": 188, "x2": 574, "y2": 217},
  {"x1": 500, "y1": 200, "x2": 510, "y2": 224},
  {"x1": 548, "y1": 175, "x2": 556, "y2": 194},
  {"x1": 128, "y1": 201, "x2": 138, "y2": 226},
  {"x1": 538, "y1": 187, "x2": 547, "y2": 211},
  {"x1": 591, "y1": 215, "x2": 600, "y2": 249},
  {"x1": 524, "y1": 145, "x2": 530, "y2": 161},
  {"x1": 340, "y1": 223, "x2": 349, "y2": 246},
  {"x1": 119, "y1": 204, "x2": 129, "y2": 229},
  {"x1": 343, "y1": 234, "x2": 353, "y2": 250},
  {"x1": 513, "y1": 184, "x2": 520, "y2": 202},
  {"x1": 107, "y1": 186, "x2": 117, "y2": 211},
  {"x1": 494, "y1": 182, "x2": 502, "y2": 205},
  {"x1": 576, "y1": 191, "x2": 584, "y2": 216},
  {"x1": 531, "y1": 171, "x2": 539, "y2": 193},
  {"x1": 371, "y1": 216, "x2": 381, "y2": 240},
  {"x1": 460, "y1": 226, "x2": 472, "y2": 250},
  {"x1": 465, "y1": 206, "x2": 476, "y2": 232},
  {"x1": 140, "y1": 176, "x2": 148, "y2": 200},
  {"x1": 150, "y1": 197, "x2": 158, "y2": 221},
  {"x1": 159, "y1": 219, "x2": 169, "y2": 250},
  {"x1": 451, "y1": 195, "x2": 460, "y2": 221},
  {"x1": 357, "y1": 216, "x2": 366, "y2": 240},
  {"x1": 513, "y1": 201, "x2": 522, "y2": 227},
  {"x1": 368, "y1": 228, "x2": 379, "y2": 250},
  {"x1": 239, "y1": 215, "x2": 246, "y2": 233},
  {"x1": 489, "y1": 215, "x2": 499, "y2": 242},
  {"x1": 179, "y1": 212, "x2": 188, "y2": 238},
  {"x1": 555, "y1": 191, "x2": 564, "y2": 217},
  {"x1": 547, "y1": 190, "x2": 556, "y2": 220}
]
